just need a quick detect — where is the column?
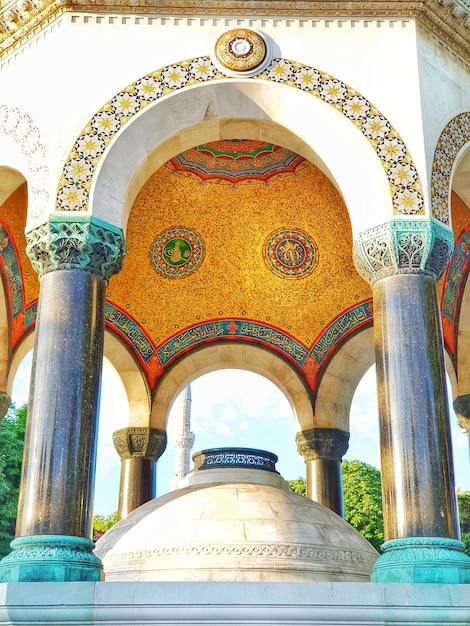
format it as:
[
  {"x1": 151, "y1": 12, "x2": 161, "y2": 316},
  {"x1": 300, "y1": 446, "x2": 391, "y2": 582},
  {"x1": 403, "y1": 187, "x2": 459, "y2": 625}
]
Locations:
[
  {"x1": 113, "y1": 427, "x2": 167, "y2": 519},
  {"x1": 0, "y1": 215, "x2": 125, "y2": 582},
  {"x1": 353, "y1": 219, "x2": 470, "y2": 583},
  {"x1": 296, "y1": 427, "x2": 349, "y2": 516}
]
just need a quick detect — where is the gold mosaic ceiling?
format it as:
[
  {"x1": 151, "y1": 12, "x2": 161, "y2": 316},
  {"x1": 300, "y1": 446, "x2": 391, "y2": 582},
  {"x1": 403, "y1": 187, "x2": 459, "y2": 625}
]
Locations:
[{"x1": 108, "y1": 141, "x2": 371, "y2": 347}]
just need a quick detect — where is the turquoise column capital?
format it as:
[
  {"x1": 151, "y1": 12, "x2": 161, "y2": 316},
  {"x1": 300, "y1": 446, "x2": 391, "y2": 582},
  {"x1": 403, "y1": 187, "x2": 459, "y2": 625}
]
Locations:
[
  {"x1": 25, "y1": 214, "x2": 126, "y2": 283},
  {"x1": 353, "y1": 219, "x2": 454, "y2": 286}
]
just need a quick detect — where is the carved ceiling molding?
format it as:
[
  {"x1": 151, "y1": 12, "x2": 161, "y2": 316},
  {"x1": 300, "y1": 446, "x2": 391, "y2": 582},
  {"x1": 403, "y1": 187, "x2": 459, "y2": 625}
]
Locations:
[{"x1": 1, "y1": 0, "x2": 470, "y2": 63}]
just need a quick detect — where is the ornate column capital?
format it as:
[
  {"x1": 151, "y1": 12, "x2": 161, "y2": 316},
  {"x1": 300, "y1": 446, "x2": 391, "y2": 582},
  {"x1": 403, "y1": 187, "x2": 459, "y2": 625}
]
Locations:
[
  {"x1": 296, "y1": 427, "x2": 349, "y2": 462},
  {"x1": 25, "y1": 215, "x2": 125, "y2": 283},
  {"x1": 113, "y1": 427, "x2": 167, "y2": 461},
  {"x1": 353, "y1": 219, "x2": 454, "y2": 286},
  {"x1": 453, "y1": 394, "x2": 470, "y2": 433}
]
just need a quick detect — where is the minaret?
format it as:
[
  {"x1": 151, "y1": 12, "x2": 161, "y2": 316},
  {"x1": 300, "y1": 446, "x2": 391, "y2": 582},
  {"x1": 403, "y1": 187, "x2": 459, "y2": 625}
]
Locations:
[{"x1": 170, "y1": 385, "x2": 195, "y2": 490}]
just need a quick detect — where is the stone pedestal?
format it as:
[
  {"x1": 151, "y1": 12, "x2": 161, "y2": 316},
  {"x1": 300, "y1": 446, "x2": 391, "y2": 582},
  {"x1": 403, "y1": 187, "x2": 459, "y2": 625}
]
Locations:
[
  {"x1": 0, "y1": 216, "x2": 124, "y2": 583},
  {"x1": 296, "y1": 428, "x2": 349, "y2": 516},
  {"x1": 113, "y1": 427, "x2": 167, "y2": 518},
  {"x1": 354, "y1": 219, "x2": 470, "y2": 583}
]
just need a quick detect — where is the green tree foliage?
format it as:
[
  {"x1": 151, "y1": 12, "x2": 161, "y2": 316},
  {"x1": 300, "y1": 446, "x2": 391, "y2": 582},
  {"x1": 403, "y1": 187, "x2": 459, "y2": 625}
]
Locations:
[
  {"x1": 93, "y1": 512, "x2": 118, "y2": 540},
  {"x1": 0, "y1": 403, "x2": 27, "y2": 558},
  {"x1": 457, "y1": 491, "x2": 470, "y2": 556},
  {"x1": 342, "y1": 460, "x2": 383, "y2": 551},
  {"x1": 288, "y1": 477, "x2": 306, "y2": 496},
  {"x1": 288, "y1": 459, "x2": 384, "y2": 551}
]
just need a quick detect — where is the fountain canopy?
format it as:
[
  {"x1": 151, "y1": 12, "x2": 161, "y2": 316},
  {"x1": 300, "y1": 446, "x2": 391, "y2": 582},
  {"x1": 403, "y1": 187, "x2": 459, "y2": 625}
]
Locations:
[{"x1": 95, "y1": 447, "x2": 378, "y2": 582}]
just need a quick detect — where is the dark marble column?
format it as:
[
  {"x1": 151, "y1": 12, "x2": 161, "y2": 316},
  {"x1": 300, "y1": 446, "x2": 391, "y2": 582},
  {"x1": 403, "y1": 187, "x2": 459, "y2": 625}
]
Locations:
[
  {"x1": 354, "y1": 219, "x2": 470, "y2": 583},
  {"x1": 0, "y1": 216, "x2": 124, "y2": 582},
  {"x1": 296, "y1": 428, "x2": 349, "y2": 516},
  {"x1": 113, "y1": 427, "x2": 167, "y2": 519}
]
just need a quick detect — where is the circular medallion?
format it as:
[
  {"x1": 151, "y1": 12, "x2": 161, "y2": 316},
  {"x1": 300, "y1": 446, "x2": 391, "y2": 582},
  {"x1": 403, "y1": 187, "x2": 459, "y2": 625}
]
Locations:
[
  {"x1": 263, "y1": 228, "x2": 318, "y2": 279},
  {"x1": 149, "y1": 227, "x2": 205, "y2": 279},
  {"x1": 214, "y1": 29, "x2": 268, "y2": 76}
]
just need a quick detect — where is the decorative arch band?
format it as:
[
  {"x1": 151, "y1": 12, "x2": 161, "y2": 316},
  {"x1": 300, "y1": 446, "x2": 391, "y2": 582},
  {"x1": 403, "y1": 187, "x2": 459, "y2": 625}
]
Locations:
[
  {"x1": 431, "y1": 112, "x2": 470, "y2": 225},
  {"x1": 56, "y1": 57, "x2": 424, "y2": 218}
]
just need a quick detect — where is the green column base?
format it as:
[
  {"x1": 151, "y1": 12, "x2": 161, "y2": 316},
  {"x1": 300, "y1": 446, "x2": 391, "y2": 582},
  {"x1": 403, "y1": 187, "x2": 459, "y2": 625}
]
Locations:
[
  {"x1": 0, "y1": 535, "x2": 102, "y2": 582},
  {"x1": 371, "y1": 537, "x2": 470, "y2": 583}
]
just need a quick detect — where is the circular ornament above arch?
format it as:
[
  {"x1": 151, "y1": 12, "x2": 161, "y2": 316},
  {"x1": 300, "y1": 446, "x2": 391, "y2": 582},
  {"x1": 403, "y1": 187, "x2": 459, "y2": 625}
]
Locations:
[
  {"x1": 213, "y1": 29, "x2": 271, "y2": 77},
  {"x1": 149, "y1": 226, "x2": 205, "y2": 279},
  {"x1": 263, "y1": 227, "x2": 318, "y2": 279}
]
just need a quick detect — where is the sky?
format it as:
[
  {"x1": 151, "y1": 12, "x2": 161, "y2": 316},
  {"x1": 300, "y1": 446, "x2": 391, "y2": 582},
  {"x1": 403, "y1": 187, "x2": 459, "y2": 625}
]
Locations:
[{"x1": 11, "y1": 354, "x2": 470, "y2": 516}]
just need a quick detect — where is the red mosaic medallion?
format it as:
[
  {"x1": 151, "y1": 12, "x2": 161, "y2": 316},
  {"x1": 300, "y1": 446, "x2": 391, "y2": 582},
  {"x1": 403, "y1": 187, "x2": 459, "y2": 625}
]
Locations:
[
  {"x1": 263, "y1": 228, "x2": 318, "y2": 279},
  {"x1": 149, "y1": 226, "x2": 205, "y2": 279}
]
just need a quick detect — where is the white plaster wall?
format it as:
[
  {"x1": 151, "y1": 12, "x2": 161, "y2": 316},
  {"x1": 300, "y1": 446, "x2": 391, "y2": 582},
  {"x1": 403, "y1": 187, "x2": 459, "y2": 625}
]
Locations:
[{"x1": 0, "y1": 15, "x2": 431, "y2": 232}]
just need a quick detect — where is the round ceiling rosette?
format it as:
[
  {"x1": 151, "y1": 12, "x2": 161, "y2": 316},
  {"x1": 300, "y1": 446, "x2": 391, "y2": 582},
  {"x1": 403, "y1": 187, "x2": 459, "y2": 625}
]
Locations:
[
  {"x1": 149, "y1": 226, "x2": 205, "y2": 279},
  {"x1": 213, "y1": 29, "x2": 271, "y2": 77},
  {"x1": 263, "y1": 227, "x2": 319, "y2": 279}
]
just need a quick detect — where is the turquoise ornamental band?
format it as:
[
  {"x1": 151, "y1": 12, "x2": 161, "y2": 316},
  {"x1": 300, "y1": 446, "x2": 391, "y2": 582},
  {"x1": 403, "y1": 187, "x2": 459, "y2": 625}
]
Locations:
[
  {"x1": 0, "y1": 535, "x2": 102, "y2": 582},
  {"x1": 371, "y1": 537, "x2": 470, "y2": 583}
]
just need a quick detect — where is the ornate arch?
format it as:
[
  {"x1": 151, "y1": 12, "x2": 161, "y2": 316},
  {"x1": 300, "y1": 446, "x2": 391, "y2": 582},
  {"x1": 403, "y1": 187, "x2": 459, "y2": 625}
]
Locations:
[
  {"x1": 0, "y1": 106, "x2": 48, "y2": 220},
  {"x1": 431, "y1": 111, "x2": 470, "y2": 225},
  {"x1": 56, "y1": 57, "x2": 424, "y2": 219}
]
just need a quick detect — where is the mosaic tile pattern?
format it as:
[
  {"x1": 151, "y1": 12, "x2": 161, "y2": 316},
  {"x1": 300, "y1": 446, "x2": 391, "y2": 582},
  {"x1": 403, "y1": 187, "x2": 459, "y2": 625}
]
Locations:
[
  {"x1": 57, "y1": 56, "x2": 423, "y2": 217},
  {"x1": 263, "y1": 227, "x2": 318, "y2": 278},
  {"x1": 149, "y1": 226, "x2": 205, "y2": 278},
  {"x1": 169, "y1": 140, "x2": 306, "y2": 184},
  {"x1": 431, "y1": 112, "x2": 470, "y2": 225},
  {"x1": 0, "y1": 106, "x2": 48, "y2": 220},
  {"x1": 310, "y1": 300, "x2": 373, "y2": 365},
  {"x1": 105, "y1": 303, "x2": 156, "y2": 364},
  {"x1": 0, "y1": 223, "x2": 23, "y2": 318},
  {"x1": 442, "y1": 226, "x2": 470, "y2": 327},
  {"x1": 157, "y1": 319, "x2": 309, "y2": 367}
]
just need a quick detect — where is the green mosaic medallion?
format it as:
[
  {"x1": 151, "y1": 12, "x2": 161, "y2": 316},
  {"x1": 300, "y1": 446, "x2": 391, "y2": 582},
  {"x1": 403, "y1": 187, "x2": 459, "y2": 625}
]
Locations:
[{"x1": 150, "y1": 226, "x2": 205, "y2": 279}]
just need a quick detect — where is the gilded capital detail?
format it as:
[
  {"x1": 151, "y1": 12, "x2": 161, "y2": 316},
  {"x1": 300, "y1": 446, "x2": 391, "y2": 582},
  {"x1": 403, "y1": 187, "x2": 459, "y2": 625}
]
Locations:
[
  {"x1": 25, "y1": 216, "x2": 125, "y2": 283},
  {"x1": 113, "y1": 427, "x2": 167, "y2": 461},
  {"x1": 296, "y1": 428, "x2": 350, "y2": 462},
  {"x1": 352, "y1": 219, "x2": 454, "y2": 287}
]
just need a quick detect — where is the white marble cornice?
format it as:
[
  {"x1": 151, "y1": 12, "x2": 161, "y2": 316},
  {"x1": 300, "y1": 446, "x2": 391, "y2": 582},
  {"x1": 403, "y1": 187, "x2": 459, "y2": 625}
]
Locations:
[{"x1": 1, "y1": 0, "x2": 470, "y2": 62}]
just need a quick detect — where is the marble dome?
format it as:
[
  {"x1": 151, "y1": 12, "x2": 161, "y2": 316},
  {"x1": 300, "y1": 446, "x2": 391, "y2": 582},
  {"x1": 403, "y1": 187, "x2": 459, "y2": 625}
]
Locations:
[{"x1": 95, "y1": 448, "x2": 379, "y2": 583}]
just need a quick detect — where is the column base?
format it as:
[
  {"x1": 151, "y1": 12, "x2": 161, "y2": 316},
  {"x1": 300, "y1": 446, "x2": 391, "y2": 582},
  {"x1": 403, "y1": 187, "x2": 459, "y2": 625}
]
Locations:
[
  {"x1": 0, "y1": 535, "x2": 102, "y2": 582},
  {"x1": 371, "y1": 537, "x2": 470, "y2": 583}
]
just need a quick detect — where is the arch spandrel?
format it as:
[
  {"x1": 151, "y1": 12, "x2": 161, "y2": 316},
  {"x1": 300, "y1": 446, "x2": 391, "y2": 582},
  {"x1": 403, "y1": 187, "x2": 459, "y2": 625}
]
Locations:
[
  {"x1": 312, "y1": 326, "x2": 375, "y2": 432},
  {"x1": 103, "y1": 331, "x2": 149, "y2": 427}
]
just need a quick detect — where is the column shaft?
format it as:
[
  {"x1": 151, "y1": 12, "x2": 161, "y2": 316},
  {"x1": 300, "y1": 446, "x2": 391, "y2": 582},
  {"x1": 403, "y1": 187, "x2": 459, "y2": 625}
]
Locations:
[
  {"x1": 306, "y1": 459, "x2": 344, "y2": 515},
  {"x1": 296, "y1": 427, "x2": 349, "y2": 517},
  {"x1": 17, "y1": 269, "x2": 105, "y2": 538},
  {"x1": 374, "y1": 273, "x2": 459, "y2": 540},
  {"x1": 118, "y1": 458, "x2": 156, "y2": 519}
]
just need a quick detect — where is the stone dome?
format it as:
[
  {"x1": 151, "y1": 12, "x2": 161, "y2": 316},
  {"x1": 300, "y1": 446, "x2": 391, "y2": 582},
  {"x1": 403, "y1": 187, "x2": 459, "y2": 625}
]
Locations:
[{"x1": 95, "y1": 448, "x2": 378, "y2": 582}]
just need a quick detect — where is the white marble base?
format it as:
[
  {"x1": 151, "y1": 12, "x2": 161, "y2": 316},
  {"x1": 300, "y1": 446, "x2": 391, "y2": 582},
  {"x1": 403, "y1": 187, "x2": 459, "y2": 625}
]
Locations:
[{"x1": 0, "y1": 582, "x2": 468, "y2": 624}]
